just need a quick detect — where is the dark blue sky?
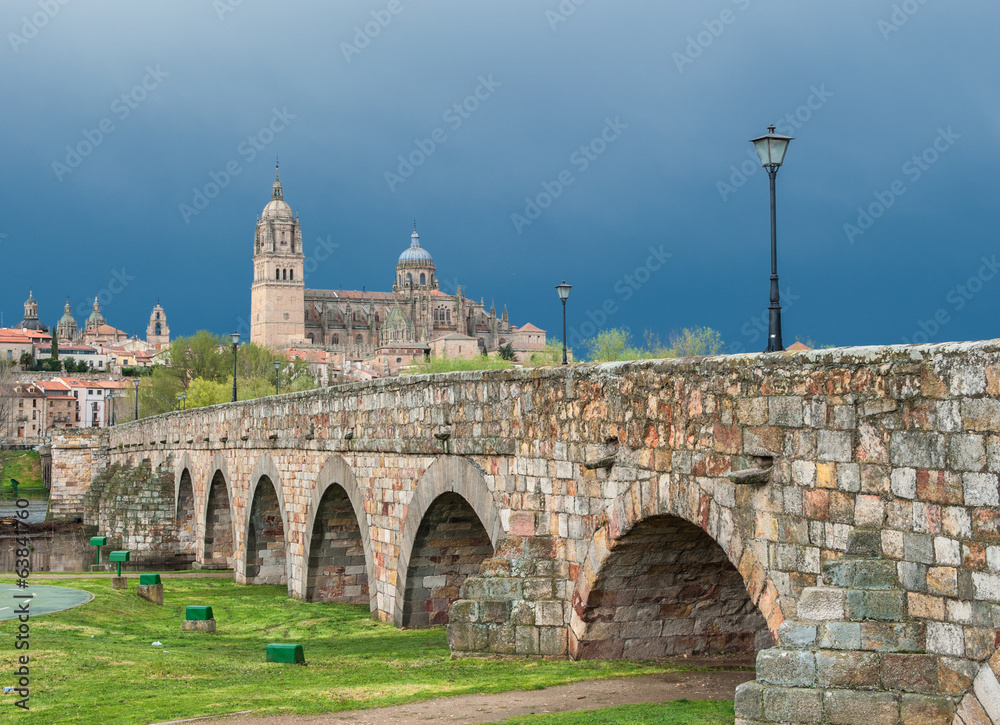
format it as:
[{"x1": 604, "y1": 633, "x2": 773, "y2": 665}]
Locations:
[{"x1": 2, "y1": 1, "x2": 998, "y2": 353}]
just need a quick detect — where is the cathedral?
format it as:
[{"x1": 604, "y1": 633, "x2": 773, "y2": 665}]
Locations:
[
  {"x1": 249, "y1": 167, "x2": 546, "y2": 373},
  {"x1": 13, "y1": 291, "x2": 169, "y2": 349}
]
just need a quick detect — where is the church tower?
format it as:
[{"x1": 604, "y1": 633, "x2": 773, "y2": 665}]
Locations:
[
  {"x1": 146, "y1": 301, "x2": 170, "y2": 347},
  {"x1": 250, "y1": 164, "x2": 305, "y2": 348}
]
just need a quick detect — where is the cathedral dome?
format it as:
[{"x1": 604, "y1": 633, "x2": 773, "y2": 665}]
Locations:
[
  {"x1": 86, "y1": 297, "x2": 105, "y2": 327},
  {"x1": 15, "y1": 290, "x2": 48, "y2": 332},
  {"x1": 261, "y1": 163, "x2": 293, "y2": 220},
  {"x1": 397, "y1": 228, "x2": 434, "y2": 266}
]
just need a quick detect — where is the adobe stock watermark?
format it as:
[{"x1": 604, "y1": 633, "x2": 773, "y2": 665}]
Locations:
[
  {"x1": 341, "y1": 0, "x2": 408, "y2": 63},
  {"x1": 878, "y1": 0, "x2": 931, "y2": 40},
  {"x1": 75, "y1": 268, "x2": 136, "y2": 319},
  {"x1": 51, "y1": 65, "x2": 169, "y2": 182},
  {"x1": 384, "y1": 75, "x2": 502, "y2": 192},
  {"x1": 716, "y1": 85, "x2": 834, "y2": 202},
  {"x1": 843, "y1": 127, "x2": 960, "y2": 244},
  {"x1": 725, "y1": 287, "x2": 802, "y2": 353},
  {"x1": 673, "y1": 0, "x2": 752, "y2": 73},
  {"x1": 213, "y1": 0, "x2": 244, "y2": 21},
  {"x1": 303, "y1": 235, "x2": 341, "y2": 281},
  {"x1": 7, "y1": 0, "x2": 71, "y2": 54},
  {"x1": 902, "y1": 255, "x2": 1000, "y2": 345},
  {"x1": 546, "y1": 0, "x2": 591, "y2": 30},
  {"x1": 566, "y1": 245, "x2": 672, "y2": 348},
  {"x1": 511, "y1": 117, "x2": 628, "y2": 234},
  {"x1": 178, "y1": 107, "x2": 295, "y2": 224}
]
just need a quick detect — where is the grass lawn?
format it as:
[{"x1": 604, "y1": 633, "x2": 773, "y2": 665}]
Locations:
[
  {"x1": 0, "y1": 576, "x2": 732, "y2": 725},
  {"x1": 496, "y1": 700, "x2": 735, "y2": 724},
  {"x1": 0, "y1": 451, "x2": 45, "y2": 497}
]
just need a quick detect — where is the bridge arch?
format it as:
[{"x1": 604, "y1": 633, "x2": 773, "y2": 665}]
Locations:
[
  {"x1": 202, "y1": 453, "x2": 236, "y2": 569},
  {"x1": 175, "y1": 465, "x2": 197, "y2": 558},
  {"x1": 241, "y1": 454, "x2": 290, "y2": 586},
  {"x1": 394, "y1": 457, "x2": 502, "y2": 627},
  {"x1": 302, "y1": 455, "x2": 376, "y2": 611},
  {"x1": 569, "y1": 478, "x2": 782, "y2": 661}
]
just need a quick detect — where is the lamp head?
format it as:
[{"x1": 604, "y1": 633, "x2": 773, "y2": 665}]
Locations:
[
  {"x1": 555, "y1": 280, "x2": 572, "y2": 301},
  {"x1": 750, "y1": 125, "x2": 793, "y2": 169},
  {"x1": 230, "y1": 332, "x2": 241, "y2": 346}
]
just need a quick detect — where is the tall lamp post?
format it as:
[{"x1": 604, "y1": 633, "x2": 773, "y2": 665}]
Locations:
[
  {"x1": 750, "y1": 125, "x2": 793, "y2": 353},
  {"x1": 555, "y1": 281, "x2": 572, "y2": 365},
  {"x1": 108, "y1": 392, "x2": 115, "y2": 426},
  {"x1": 230, "y1": 332, "x2": 241, "y2": 402},
  {"x1": 274, "y1": 360, "x2": 281, "y2": 395},
  {"x1": 133, "y1": 378, "x2": 140, "y2": 420}
]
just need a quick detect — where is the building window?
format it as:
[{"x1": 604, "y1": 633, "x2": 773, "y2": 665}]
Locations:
[
  {"x1": 282, "y1": 269, "x2": 287, "y2": 280},
  {"x1": 420, "y1": 273, "x2": 426, "y2": 285},
  {"x1": 276, "y1": 268, "x2": 281, "y2": 280},
  {"x1": 446, "y1": 309, "x2": 451, "y2": 324},
  {"x1": 332, "y1": 334, "x2": 339, "y2": 344},
  {"x1": 289, "y1": 269, "x2": 294, "y2": 281},
  {"x1": 355, "y1": 334, "x2": 363, "y2": 345},
  {"x1": 407, "y1": 273, "x2": 412, "y2": 285}
]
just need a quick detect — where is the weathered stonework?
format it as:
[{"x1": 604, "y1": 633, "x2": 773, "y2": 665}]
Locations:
[{"x1": 50, "y1": 341, "x2": 1000, "y2": 723}]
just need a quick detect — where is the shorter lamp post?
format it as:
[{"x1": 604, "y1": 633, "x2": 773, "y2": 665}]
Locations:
[
  {"x1": 180, "y1": 392, "x2": 187, "y2": 410},
  {"x1": 555, "y1": 281, "x2": 572, "y2": 365},
  {"x1": 274, "y1": 360, "x2": 281, "y2": 395},
  {"x1": 108, "y1": 392, "x2": 115, "y2": 425},
  {"x1": 133, "y1": 378, "x2": 140, "y2": 420},
  {"x1": 176, "y1": 392, "x2": 183, "y2": 411},
  {"x1": 749, "y1": 125, "x2": 794, "y2": 353},
  {"x1": 230, "y1": 332, "x2": 241, "y2": 402}
]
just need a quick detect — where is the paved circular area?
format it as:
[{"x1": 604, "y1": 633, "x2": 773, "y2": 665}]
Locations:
[{"x1": 0, "y1": 583, "x2": 94, "y2": 620}]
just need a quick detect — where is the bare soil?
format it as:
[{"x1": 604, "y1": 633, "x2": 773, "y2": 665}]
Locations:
[{"x1": 164, "y1": 670, "x2": 753, "y2": 725}]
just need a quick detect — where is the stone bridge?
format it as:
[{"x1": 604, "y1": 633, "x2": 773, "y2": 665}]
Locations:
[{"x1": 50, "y1": 342, "x2": 1000, "y2": 724}]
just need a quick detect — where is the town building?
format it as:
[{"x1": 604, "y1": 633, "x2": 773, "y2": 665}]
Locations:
[{"x1": 249, "y1": 167, "x2": 546, "y2": 371}]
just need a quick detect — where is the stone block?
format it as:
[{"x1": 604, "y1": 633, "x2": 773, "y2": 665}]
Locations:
[
  {"x1": 763, "y1": 687, "x2": 822, "y2": 724},
  {"x1": 819, "y1": 622, "x2": 861, "y2": 650},
  {"x1": 890, "y1": 432, "x2": 946, "y2": 469},
  {"x1": 447, "y1": 622, "x2": 488, "y2": 652},
  {"x1": 777, "y1": 621, "x2": 816, "y2": 648},
  {"x1": 448, "y1": 600, "x2": 480, "y2": 623},
  {"x1": 538, "y1": 626, "x2": 567, "y2": 656},
  {"x1": 859, "y1": 622, "x2": 925, "y2": 652},
  {"x1": 756, "y1": 649, "x2": 815, "y2": 688},
  {"x1": 815, "y1": 650, "x2": 879, "y2": 688},
  {"x1": 881, "y1": 654, "x2": 939, "y2": 693},
  {"x1": 964, "y1": 473, "x2": 1000, "y2": 506},
  {"x1": 845, "y1": 590, "x2": 906, "y2": 622},
  {"x1": 824, "y1": 559, "x2": 898, "y2": 590},
  {"x1": 733, "y1": 681, "x2": 763, "y2": 720},
  {"x1": 899, "y1": 694, "x2": 954, "y2": 725},
  {"x1": 973, "y1": 662, "x2": 1000, "y2": 723},
  {"x1": 798, "y1": 587, "x2": 844, "y2": 621},
  {"x1": 926, "y1": 621, "x2": 964, "y2": 657},
  {"x1": 955, "y1": 693, "x2": 992, "y2": 725},
  {"x1": 111, "y1": 576, "x2": 128, "y2": 590},
  {"x1": 137, "y1": 583, "x2": 163, "y2": 605},
  {"x1": 182, "y1": 618, "x2": 216, "y2": 633},
  {"x1": 823, "y1": 690, "x2": 899, "y2": 725}
]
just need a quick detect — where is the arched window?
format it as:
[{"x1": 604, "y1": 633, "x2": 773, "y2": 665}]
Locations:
[
  {"x1": 420, "y1": 273, "x2": 426, "y2": 285},
  {"x1": 289, "y1": 269, "x2": 294, "y2": 281},
  {"x1": 282, "y1": 269, "x2": 287, "y2": 280},
  {"x1": 446, "y1": 309, "x2": 451, "y2": 324},
  {"x1": 332, "y1": 334, "x2": 339, "y2": 344},
  {"x1": 276, "y1": 269, "x2": 280, "y2": 280},
  {"x1": 306, "y1": 333, "x2": 314, "y2": 343},
  {"x1": 407, "y1": 273, "x2": 412, "y2": 285},
  {"x1": 355, "y1": 334, "x2": 363, "y2": 345},
  {"x1": 155, "y1": 322, "x2": 161, "y2": 335}
]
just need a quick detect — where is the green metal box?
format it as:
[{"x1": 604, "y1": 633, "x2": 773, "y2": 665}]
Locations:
[
  {"x1": 266, "y1": 643, "x2": 305, "y2": 664},
  {"x1": 185, "y1": 605, "x2": 214, "y2": 621},
  {"x1": 109, "y1": 551, "x2": 130, "y2": 562},
  {"x1": 89, "y1": 536, "x2": 108, "y2": 546},
  {"x1": 139, "y1": 574, "x2": 161, "y2": 586}
]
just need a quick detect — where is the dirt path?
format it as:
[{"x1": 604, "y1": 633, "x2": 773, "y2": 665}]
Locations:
[{"x1": 166, "y1": 671, "x2": 752, "y2": 725}]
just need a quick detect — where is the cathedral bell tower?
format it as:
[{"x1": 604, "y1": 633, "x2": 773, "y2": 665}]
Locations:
[{"x1": 250, "y1": 164, "x2": 306, "y2": 348}]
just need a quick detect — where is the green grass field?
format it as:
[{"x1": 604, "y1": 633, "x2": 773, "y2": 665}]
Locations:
[
  {"x1": 0, "y1": 576, "x2": 736, "y2": 725},
  {"x1": 0, "y1": 451, "x2": 45, "y2": 498},
  {"x1": 497, "y1": 701, "x2": 735, "y2": 725}
]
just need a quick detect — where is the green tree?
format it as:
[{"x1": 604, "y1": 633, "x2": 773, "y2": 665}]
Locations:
[
  {"x1": 498, "y1": 343, "x2": 516, "y2": 361},
  {"x1": 584, "y1": 328, "x2": 632, "y2": 362},
  {"x1": 186, "y1": 377, "x2": 230, "y2": 408},
  {"x1": 18, "y1": 352, "x2": 33, "y2": 367},
  {"x1": 669, "y1": 326, "x2": 724, "y2": 357},
  {"x1": 50, "y1": 334, "x2": 58, "y2": 360}
]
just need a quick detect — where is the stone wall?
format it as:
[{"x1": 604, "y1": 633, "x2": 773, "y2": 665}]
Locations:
[
  {"x1": 49, "y1": 427, "x2": 107, "y2": 519},
  {"x1": 49, "y1": 340, "x2": 1000, "y2": 722}
]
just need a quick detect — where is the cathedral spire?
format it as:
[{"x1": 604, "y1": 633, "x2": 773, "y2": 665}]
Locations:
[{"x1": 272, "y1": 160, "x2": 283, "y2": 201}]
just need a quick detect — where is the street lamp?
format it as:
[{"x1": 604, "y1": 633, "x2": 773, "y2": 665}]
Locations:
[
  {"x1": 230, "y1": 332, "x2": 241, "y2": 402},
  {"x1": 555, "y1": 281, "x2": 572, "y2": 365},
  {"x1": 273, "y1": 360, "x2": 281, "y2": 395},
  {"x1": 750, "y1": 125, "x2": 793, "y2": 353},
  {"x1": 176, "y1": 392, "x2": 183, "y2": 410},
  {"x1": 108, "y1": 392, "x2": 115, "y2": 426},
  {"x1": 133, "y1": 378, "x2": 140, "y2": 420},
  {"x1": 181, "y1": 392, "x2": 187, "y2": 410}
]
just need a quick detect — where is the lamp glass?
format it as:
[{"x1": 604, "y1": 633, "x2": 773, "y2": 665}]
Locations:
[
  {"x1": 555, "y1": 281, "x2": 572, "y2": 301},
  {"x1": 751, "y1": 130, "x2": 793, "y2": 168},
  {"x1": 274, "y1": 361, "x2": 281, "y2": 370},
  {"x1": 230, "y1": 332, "x2": 241, "y2": 345}
]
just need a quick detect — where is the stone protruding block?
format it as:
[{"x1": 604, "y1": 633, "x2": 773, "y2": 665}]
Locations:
[
  {"x1": 266, "y1": 643, "x2": 305, "y2": 664},
  {"x1": 111, "y1": 576, "x2": 127, "y2": 590},
  {"x1": 756, "y1": 649, "x2": 816, "y2": 688}
]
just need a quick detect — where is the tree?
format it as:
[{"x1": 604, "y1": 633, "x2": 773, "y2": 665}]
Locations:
[
  {"x1": 580, "y1": 326, "x2": 726, "y2": 362},
  {"x1": 50, "y1": 334, "x2": 58, "y2": 360},
  {"x1": 498, "y1": 343, "x2": 516, "y2": 361},
  {"x1": 669, "y1": 326, "x2": 724, "y2": 358},
  {"x1": 526, "y1": 340, "x2": 564, "y2": 366},
  {"x1": 18, "y1": 352, "x2": 33, "y2": 367},
  {"x1": 584, "y1": 328, "x2": 632, "y2": 362}
]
